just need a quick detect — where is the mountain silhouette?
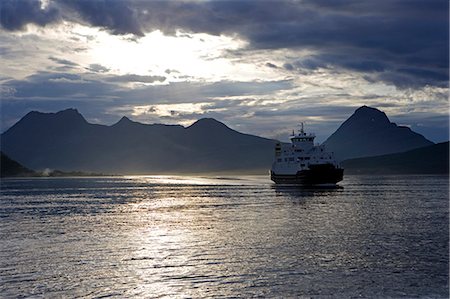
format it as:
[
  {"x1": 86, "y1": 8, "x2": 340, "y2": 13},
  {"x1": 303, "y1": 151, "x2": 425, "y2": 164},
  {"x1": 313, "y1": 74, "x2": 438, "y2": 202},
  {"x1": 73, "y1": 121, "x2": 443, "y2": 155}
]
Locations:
[
  {"x1": 323, "y1": 106, "x2": 434, "y2": 160},
  {"x1": 0, "y1": 151, "x2": 36, "y2": 177},
  {"x1": 1, "y1": 107, "x2": 441, "y2": 174},
  {"x1": 1, "y1": 109, "x2": 277, "y2": 174},
  {"x1": 342, "y1": 142, "x2": 449, "y2": 174},
  {"x1": 112, "y1": 116, "x2": 135, "y2": 127}
]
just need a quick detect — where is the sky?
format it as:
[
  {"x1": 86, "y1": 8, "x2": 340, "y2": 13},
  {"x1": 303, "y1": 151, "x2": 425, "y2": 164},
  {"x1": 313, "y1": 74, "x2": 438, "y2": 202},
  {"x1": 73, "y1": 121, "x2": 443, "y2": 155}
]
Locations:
[{"x1": 1, "y1": 0, "x2": 449, "y2": 143}]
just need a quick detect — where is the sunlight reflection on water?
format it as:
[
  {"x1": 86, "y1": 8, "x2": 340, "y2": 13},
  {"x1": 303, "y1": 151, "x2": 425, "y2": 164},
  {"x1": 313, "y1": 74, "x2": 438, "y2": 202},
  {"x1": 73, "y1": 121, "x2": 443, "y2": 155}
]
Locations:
[{"x1": 0, "y1": 175, "x2": 448, "y2": 297}]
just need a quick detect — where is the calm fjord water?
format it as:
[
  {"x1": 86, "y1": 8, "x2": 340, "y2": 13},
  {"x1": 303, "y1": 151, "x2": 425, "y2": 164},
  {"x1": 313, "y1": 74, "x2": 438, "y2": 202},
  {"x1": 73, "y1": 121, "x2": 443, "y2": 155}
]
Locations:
[{"x1": 0, "y1": 175, "x2": 448, "y2": 298}]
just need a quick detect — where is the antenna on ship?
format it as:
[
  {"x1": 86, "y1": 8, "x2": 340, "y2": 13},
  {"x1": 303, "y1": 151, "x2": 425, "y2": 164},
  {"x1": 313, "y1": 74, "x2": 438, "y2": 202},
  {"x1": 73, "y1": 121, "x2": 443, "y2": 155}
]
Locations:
[{"x1": 300, "y1": 122, "x2": 304, "y2": 134}]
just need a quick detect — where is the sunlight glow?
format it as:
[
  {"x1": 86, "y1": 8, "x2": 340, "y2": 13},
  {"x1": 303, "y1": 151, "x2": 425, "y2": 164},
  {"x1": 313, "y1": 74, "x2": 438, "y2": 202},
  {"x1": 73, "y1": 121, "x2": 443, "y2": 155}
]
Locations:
[
  {"x1": 87, "y1": 29, "x2": 247, "y2": 81},
  {"x1": 132, "y1": 103, "x2": 208, "y2": 117},
  {"x1": 5, "y1": 23, "x2": 259, "y2": 82}
]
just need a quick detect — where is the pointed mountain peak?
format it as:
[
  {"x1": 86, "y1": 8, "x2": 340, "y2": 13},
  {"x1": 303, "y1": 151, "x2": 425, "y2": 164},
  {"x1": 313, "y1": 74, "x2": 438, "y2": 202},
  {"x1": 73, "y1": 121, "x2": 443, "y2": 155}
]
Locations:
[
  {"x1": 118, "y1": 116, "x2": 132, "y2": 123},
  {"x1": 354, "y1": 105, "x2": 385, "y2": 115},
  {"x1": 354, "y1": 105, "x2": 386, "y2": 115},
  {"x1": 349, "y1": 105, "x2": 390, "y2": 125},
  {"x1": 112, "y1": 116, "x2": 137, "y2": 127},
  {"x1": 323, "y1": 106, "x2": 434, "y2": 160},
  {"x1": 355, "y1": 105, "x2": 374, "y2": 112}
]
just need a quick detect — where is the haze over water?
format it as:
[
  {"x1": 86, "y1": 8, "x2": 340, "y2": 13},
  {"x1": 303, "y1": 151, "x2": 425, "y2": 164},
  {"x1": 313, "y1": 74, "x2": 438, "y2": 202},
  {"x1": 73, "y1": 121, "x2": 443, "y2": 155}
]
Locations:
[{"x1": 0, "y1": 175, "x2": 448, "y2": 298}]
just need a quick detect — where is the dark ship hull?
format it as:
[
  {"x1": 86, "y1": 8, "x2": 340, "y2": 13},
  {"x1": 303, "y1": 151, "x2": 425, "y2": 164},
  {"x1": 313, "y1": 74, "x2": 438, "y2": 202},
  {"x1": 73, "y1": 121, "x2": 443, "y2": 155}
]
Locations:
[{"x1": 270, "y1": 163, "x2": 344, "y2": 185}]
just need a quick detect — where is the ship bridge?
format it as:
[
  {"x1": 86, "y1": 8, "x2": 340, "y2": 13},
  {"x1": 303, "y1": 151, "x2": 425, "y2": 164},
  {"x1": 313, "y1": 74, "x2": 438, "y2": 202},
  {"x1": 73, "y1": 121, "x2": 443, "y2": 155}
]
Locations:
[{"x1": 289, "y1": 123, "x2": 315, "y2": 152}]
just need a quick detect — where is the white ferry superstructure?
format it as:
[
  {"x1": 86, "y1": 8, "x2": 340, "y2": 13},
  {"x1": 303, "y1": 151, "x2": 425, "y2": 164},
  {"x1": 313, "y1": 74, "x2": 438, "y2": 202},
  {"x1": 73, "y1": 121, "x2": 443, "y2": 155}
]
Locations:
[{"x1": 270, "y1": 123, "x2": 344, "y2": 185}]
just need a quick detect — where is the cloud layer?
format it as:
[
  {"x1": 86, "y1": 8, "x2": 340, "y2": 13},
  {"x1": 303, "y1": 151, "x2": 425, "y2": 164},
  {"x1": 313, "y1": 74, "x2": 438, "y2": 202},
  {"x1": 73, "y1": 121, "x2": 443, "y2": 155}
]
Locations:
[
  {"x1": 2, "y1": 0, "x2": 448, "y2": 88},
  {"x1": 1, "y1": 0, "x2": 448, "y2": 142}
]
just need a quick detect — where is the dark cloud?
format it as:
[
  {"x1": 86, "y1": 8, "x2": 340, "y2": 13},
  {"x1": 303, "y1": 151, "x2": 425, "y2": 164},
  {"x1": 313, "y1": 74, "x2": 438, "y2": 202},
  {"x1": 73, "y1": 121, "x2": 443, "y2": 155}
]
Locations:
[
  {"x1": 0, "y1": 0, "x2": 60, "y2": 31},
  {"x1": 283, "y1": 53, "x2": 389, "y2": 76},
  {"x1": 397, "y1": 68, "x2": 448, "y2": 83},
  {"x1": 1, "y1": 0, "x2": 448, "y2": 89},
  {"x1": 4, "y1": 72, "x2": 120, "y2": 99},
  {"x1": 87, "y1": 63, "x2": 110, "y2": 73},
  {"x1": 1, "y1": 70, "x2": 292, "y2": 109},
  {"x1": 289, "y1": 57, "x2": 329, "y2": 71},
  {"x1": 265, "y1": 62, "x2": 278, "y2": 68},
  {"x1": 59, "y1": 0, "x2": 143, "y2": 36},
  {"x1": 165, "y1": 69, "x2": 180, "y2": 74},
  {"x1": 106, "y1": 74, "x2": 166, "y2": 83},
  {"x1": 366, "y1": 68, "x2": 449, "y2": 89},
  {"x1": 341, "y1": 60, "x2": 385, "y2": 73},
  {"x1": 48, "y1": 56, "x2": 79, "y2": 67},
  {"x1": 283, "y1": 63, "x2": 294, "y2": 71}
]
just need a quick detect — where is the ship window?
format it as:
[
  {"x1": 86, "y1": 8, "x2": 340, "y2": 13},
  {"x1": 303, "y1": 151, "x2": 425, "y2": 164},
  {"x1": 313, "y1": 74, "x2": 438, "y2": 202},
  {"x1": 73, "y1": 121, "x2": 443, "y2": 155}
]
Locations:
[
  {"x1": 305, "y1": 157, "x2": 310, "y2": 160},
  {"x1": 301, "y1": 164, "x2": 305, "y2": 167},
  {"x1": 277, "y1": 158, "x2": 282, "y2": 162},
  {"x1": 289, "y1": 157, "x2": 294, "y2": 161}
]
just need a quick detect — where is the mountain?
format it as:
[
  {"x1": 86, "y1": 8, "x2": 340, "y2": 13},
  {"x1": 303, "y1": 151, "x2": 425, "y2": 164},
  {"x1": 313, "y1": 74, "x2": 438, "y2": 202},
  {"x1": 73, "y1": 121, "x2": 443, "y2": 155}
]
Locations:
[
  {"x1": 1, "y1": 151, "x2": 37, "y2": 177},
  {"x1": 323, "y1": 106, "x2": 434, "y2": 160},
  {"x1": 1, "y1": 109, "x2": 278, "y2": 174},
  {"x1": 342, "y1": 142, "x2": 449, "y2": 174}
]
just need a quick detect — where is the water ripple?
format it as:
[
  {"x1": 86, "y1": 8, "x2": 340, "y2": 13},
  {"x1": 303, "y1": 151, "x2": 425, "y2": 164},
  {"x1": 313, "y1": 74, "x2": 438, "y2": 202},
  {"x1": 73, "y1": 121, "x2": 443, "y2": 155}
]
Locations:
[{"x1": 0, "y1": 175, "x2": 448, "y2": 297}]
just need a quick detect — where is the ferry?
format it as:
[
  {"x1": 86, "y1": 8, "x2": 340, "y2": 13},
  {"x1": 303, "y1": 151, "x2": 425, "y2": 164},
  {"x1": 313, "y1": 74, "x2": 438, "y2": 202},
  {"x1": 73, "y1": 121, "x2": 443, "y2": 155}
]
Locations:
[{"x1": 270, "y1": 123, "x2": 344, "y2": 185}]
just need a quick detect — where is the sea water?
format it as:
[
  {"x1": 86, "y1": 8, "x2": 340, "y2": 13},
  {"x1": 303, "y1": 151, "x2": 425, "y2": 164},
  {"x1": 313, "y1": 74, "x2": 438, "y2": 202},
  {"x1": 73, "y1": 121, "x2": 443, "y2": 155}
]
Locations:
[{"x1": 0, "y1": 175, "x2": 448, "y2": 298}]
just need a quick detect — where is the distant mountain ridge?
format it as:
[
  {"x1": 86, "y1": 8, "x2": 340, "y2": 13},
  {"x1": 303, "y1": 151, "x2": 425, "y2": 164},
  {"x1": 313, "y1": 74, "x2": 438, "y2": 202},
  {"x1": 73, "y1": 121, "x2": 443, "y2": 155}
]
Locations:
[
  {"x1": 0, "y1": 106, "x2": 443, "y2": 174},
  {"x1": 323, "y1": 106, "x2": 434, "y2": 160},
  {"x1": 342, "y1": 142, "x2": 449, "y2": 174},
  {"x1": 1, "y1": 109, "x2": 278, "y2": 174},
  {"x1": 0, "y1": 151, "x2": 37, "y2": 177}
]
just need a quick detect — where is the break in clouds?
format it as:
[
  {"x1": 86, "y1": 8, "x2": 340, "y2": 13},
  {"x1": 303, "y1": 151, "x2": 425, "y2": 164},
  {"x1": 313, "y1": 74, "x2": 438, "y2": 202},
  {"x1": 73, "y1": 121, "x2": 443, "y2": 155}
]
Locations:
[{"x1": 0, "y1": 0, "x2": 449, "y2": 142}]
